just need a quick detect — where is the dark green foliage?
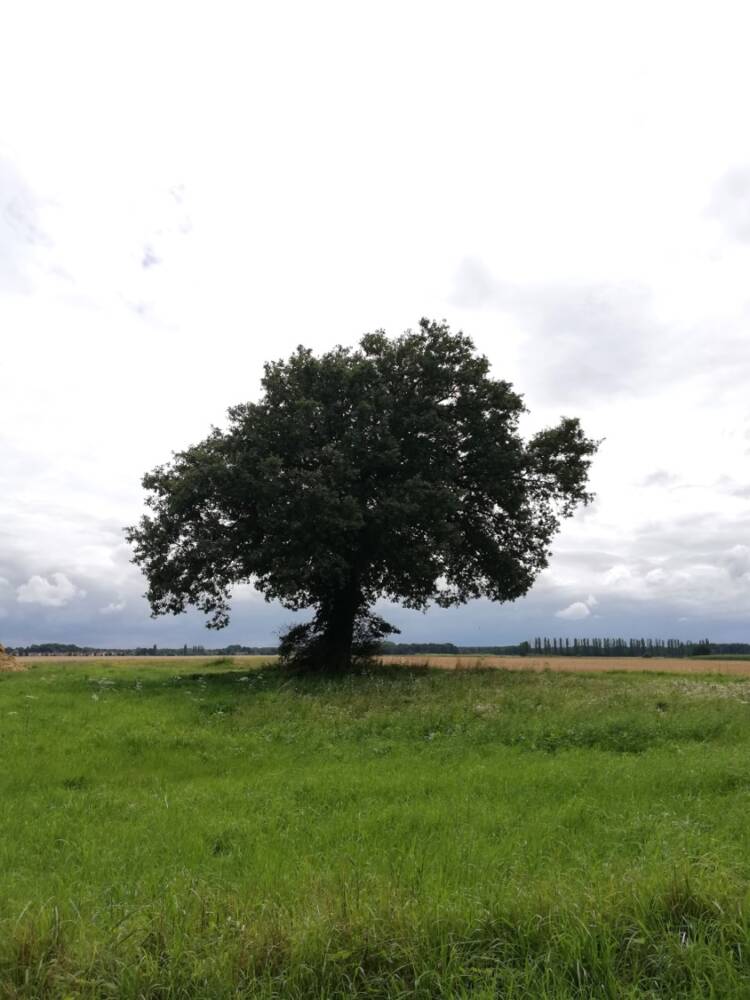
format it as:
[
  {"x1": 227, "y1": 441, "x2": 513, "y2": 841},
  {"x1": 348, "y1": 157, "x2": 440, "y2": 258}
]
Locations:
[
  {"x1": 127, "y1": 320, "x2": 597, "y2": 670},
  {"x1": 531, "y1": 637, "x2": 715, "y2": 657},
  {"x1": 380, "y1": 641, "x2": 460, "y2": 654}
]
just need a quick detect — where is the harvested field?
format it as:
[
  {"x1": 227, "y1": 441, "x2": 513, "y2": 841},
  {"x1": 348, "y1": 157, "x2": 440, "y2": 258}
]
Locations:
[
  {"x1": 380, "y1": 652, "x2": 750, "y2": 676},
  {"x1": 16, "y1": 654, "x2": 272, "y2": 666},
  {"x1": 19, "y1": 653, "x2": 750, "y2": 677}
]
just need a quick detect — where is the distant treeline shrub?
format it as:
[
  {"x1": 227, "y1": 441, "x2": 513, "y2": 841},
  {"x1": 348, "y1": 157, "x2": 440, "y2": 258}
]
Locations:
[
  {"x1": 10, "y1": 639, "x2": 750, "y2": 658},
  {"x1": 10, "y1": 643, "x2": 277, "y2": 657},
  {"x1": 528, "y1": 637, "x2": 720, "y2": 657}
]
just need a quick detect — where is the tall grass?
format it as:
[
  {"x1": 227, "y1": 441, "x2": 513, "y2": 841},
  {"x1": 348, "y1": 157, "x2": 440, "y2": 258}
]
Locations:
[{"x1": 2, "y1": 659, "x2": 750, "y2": 996}]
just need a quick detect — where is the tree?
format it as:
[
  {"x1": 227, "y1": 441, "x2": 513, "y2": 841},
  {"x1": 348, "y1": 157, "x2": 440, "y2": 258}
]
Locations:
[{"x1": 126, "y1": 319, "x2": 598, "y2": 672}]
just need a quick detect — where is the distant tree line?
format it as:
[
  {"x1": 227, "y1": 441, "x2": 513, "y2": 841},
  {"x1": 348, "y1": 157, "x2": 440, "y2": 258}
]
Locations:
[
  {"x1": 526, "y1": 637, "x2": 715, "y2": 657},
  {"x1": 379, "y1": 642, "x2": 460, "y2": 655},
  {"x1": 451, "y1": 645, "x2": 523, "y2": 655},
  {"x1": 9, "y1": 639, "x2": 750, "y2": 658},
  {"x1": 9, "y1": 643, "x2": 278, "y2": 657},
  {"x1": 384, "y1": 639, "x2": 750, "y2": 657},
  {"x1": 370, "y1": 642, "x2": 533, "y2": 655}
]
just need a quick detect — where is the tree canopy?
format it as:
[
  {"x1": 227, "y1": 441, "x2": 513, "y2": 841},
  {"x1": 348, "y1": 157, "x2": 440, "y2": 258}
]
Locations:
[{"x1": 127, "y1": 319, "x2": 598, "y2": 671}]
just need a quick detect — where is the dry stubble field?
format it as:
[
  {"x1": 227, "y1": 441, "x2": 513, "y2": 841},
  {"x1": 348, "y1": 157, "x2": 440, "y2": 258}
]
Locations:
[
  {"x1": 13, "y1": 653, "x2": 750, "y2": 676},
  {"x1": 383, "y1": 653, "x2": 750, "y2": 676}
]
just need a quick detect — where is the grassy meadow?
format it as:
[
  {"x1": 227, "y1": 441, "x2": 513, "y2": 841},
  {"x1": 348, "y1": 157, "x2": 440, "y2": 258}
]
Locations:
[{"x1": 3, "y1": 658, "x2": 750, "y2": 997}]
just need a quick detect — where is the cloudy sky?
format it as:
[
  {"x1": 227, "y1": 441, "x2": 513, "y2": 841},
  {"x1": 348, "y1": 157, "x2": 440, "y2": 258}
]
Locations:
[{"x1": 2, "y1": 1, "x2": 749, "y2": 647}]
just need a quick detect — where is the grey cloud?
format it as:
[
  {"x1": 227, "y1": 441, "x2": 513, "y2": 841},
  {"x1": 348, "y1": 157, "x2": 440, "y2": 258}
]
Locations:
[
  {"x1": 640, "y1": 469, "x2": 680, "y2": 488},
  {"x1": 99, "y1": 601, "x2": 127, "y2": 615},
  {"x1": 710, "y1": 167, "x2": 750, "y2": 242},
  {"x1": 525, "y1": 501, "x2": 750, "y2": 638},
  {"x1": 0, "y1": 575, "x2": 308, "y2": 649},
  {"x1": 0, "y1": 157, "x2": 44, "y2": 291},
  {"x1": 0, "y1": 508, "x2": 129, "y2": 582},
  {"x1": 635, "y1": 510, "x2": 750, "y2": 557},
  {"x1": 597, "y1": 515, "x2": 750, "y2": 611},
  {"x1": 724, "y1": 545, "x2": 750, "y2": 580},
  {"x1": 3, "y1": 532, "x2": 748, "y2": 646},
  {"x1": 544, "y1": 547, "x2": 624, "y2": 572},
  {"x1": 715, "y1": 475, "x2": 750, "y2": 499},
  {"x1": 453, "y1": 259, "x2": 661, "y2": 404},
  {"x1": 377, "y1": 585, "x2": 746, "y2": 644},
  {"x1": 2, "y1": 467, "x2": 747, "y2": 651},
  {"x1": 141, "y1": 245, "x2": 160, "y2": 269},
  {"x1": 0, "y1": 493, "x2": 307, "y2": 646},
  {"x1": 452, "y1": 258, "x2": 750, "y2": 405}
]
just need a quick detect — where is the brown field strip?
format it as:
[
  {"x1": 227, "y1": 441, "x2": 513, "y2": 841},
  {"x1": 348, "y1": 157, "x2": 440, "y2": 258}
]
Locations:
[
  {"x1": 14, "y1": 654, "x2": 272, "y2": 666},
  {"x1": 11, "y1": 653, "x2": 750, "y2": 677},
  {"x1": 379, "y1": 654, "x2": 750, "y2": 676}
]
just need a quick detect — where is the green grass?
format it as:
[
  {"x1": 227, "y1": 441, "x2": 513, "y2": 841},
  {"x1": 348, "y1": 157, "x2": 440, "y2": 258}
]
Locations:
[{"x1": 2, "y1": 658, "x2": 750, "y2": 997}]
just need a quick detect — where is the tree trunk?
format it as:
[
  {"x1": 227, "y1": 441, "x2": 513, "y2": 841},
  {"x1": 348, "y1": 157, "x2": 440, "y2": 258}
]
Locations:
[{"x1": 320, "y1": 587, "x2": 360, "y2": 672}]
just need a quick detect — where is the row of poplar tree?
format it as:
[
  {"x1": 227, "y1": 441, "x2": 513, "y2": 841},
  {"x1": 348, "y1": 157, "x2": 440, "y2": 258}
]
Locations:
[{"x1": 525, "y1": 637, "x2": 712, "y2": 657}]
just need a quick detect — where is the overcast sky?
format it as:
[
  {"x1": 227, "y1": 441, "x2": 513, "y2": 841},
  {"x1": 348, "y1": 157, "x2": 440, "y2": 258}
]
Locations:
[{"x1": 2, "y1": 1, "x2": 749, "y2": 647}]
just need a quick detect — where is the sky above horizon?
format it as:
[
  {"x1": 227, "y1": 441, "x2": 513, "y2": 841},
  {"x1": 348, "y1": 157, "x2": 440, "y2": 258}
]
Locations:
[{"x1": 1, "y1": 1, "x2": 749, "y2": 647}]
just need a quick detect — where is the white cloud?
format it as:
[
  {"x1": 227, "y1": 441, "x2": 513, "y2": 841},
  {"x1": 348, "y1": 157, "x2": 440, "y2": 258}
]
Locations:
[
  {"x1": 555, "y1": 601, "x2": 592, "y2": 621},
  {"x1": 17, "y1": 573, "x2": 81, "y2": 607},
  {"x1": 555, "y1": 592, "x2": 599, "y2": 621},
  {"x1": 602, "y1": 565, "x2": 633, "y2": 586},
  {"x1": 99, "y1": 601, "x2": 126, "y2": 615},
  {"x1": 232, "y1": 583, "x2": 264, "y2": 604}
]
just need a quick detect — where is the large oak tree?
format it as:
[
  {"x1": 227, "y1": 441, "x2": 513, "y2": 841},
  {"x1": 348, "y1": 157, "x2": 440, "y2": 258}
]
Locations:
[{"x1": 127, "y1": 320, "x2": 598, "y2": 671}]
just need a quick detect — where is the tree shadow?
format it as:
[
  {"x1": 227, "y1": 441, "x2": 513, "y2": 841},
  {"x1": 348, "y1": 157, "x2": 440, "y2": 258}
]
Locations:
[{"x1": 74, "y1": 657, "x2": 469, "y2": 704}]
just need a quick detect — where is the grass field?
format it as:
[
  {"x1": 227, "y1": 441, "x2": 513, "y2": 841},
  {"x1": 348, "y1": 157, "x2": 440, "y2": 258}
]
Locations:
[{"x1": 3, "y1": 657, "x2": 750, "y2": 997}]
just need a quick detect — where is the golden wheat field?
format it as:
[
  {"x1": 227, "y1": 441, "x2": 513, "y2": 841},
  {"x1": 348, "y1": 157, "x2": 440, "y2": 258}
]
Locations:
[
  {"x1": 12, "y1": 652, "x2": 750, "y2": 677},
  {"x1": 380, "y1": 653, "x2": 750, "y2": 676}
]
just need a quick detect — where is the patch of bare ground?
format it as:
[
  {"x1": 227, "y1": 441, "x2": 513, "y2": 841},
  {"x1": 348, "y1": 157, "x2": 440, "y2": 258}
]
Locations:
[{"x1": 380, "y1": 653, "x2": 750, "y2": 677}]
